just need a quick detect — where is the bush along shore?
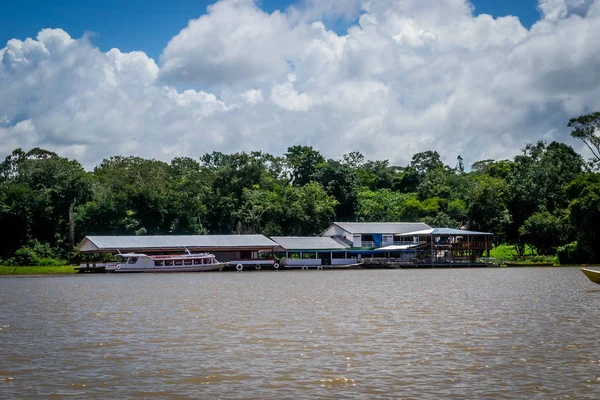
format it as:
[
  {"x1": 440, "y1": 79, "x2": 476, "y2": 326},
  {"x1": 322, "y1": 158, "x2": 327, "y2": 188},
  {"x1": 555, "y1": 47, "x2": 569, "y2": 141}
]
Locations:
[{"x1": 0, "y1": 266, "x2": 77, "y2": 275}]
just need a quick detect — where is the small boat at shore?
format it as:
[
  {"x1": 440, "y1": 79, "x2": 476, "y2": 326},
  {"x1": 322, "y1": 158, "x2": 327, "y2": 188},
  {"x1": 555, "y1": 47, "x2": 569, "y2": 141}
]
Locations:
[
  {"x1": 503, "y1": 261, "x2": 554, "y2": 267},
  {"x1": 581, "y1": 267, "x2": 600, "y2": 284},
  {"x1": 108, "y1": 251, "x2": 227, "y2": 273}
]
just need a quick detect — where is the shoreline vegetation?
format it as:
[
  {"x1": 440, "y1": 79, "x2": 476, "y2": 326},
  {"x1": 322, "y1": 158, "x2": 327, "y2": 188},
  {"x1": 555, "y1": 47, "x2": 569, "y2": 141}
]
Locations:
[
  {"x1": 1, "y1": 112, "x2": 600, "y2": 268},
  {"x1": 0, "y1": 266, "x2": 78, "y2": 275}
]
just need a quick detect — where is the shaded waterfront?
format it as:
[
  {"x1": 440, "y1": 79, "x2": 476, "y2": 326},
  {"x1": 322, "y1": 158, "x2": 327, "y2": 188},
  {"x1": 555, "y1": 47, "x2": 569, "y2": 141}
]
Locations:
[{"x1": 1, "y1": 268, "x2": 600, "y2": 399}]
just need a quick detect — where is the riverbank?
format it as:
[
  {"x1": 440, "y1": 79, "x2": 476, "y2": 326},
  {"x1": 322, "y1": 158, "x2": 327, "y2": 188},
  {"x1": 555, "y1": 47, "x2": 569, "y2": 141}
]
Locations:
[{"x1": 0, "y1": 266, "x2": 77, "y2": 275}]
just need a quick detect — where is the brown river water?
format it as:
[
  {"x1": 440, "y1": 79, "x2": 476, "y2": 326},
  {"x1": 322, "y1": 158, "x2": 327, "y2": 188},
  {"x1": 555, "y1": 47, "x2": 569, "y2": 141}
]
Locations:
[{"x1": 1, "y1": 267, "x2": 600, "y2": 399}]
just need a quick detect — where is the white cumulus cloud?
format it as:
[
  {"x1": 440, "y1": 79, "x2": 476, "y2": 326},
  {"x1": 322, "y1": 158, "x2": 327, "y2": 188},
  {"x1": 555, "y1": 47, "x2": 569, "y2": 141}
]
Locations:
[{"x1": 2, "y1": 0, "x2": 600, "y2": 169}]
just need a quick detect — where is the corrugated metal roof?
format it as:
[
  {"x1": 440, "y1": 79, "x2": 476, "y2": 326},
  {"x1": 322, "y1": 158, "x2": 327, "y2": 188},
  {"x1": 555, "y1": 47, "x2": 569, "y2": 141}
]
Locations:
[
  {"x1": 79, "y1": 235, "x2": 278, "y2": 251},
  {"x1": 270, "y1": 237, "x2": 350, "y2": 250},
  {"x1": 332, "y1": 222, "x2": 432, "y2": 234},
  {"x1": 375, "y1": 244, "x2": 421, "y2": 251},
  {"x1": 396, "y1": 228, "x2": 493, "y2": 236}
]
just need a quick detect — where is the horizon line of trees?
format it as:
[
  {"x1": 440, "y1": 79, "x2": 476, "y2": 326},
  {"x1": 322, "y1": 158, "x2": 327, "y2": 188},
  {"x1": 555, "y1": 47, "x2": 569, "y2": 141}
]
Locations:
[{"x1": 1, "y1": 112, "x2": 599, "y2": 266}]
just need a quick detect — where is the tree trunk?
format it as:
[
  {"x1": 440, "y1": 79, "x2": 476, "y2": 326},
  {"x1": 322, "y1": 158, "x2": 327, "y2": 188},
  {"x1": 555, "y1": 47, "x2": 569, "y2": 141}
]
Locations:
[{"x1": 69, "y1": 197, "x2": 77, "y2": 249}]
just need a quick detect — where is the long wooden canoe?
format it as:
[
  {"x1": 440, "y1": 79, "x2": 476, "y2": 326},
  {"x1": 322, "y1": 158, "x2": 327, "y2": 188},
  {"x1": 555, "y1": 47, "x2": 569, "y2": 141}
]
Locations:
[
  {"x1": 581, "y1": 268, "x2": 600, "y2": 284},
  {"x1": 504, "y1": 261, "x2": 553, "y2": 267}
]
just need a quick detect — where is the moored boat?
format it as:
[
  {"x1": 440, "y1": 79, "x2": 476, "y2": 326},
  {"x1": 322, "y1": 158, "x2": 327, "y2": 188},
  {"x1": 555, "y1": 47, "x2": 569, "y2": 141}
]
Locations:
[
  {"x1": 504, "y1": 261, "x2": 553, "y2": 267},
  {"x1": 108, "y1": 251, "x2": 227, "y2": 273},
  {"x1": 581, "y1": 267, "x2": 600, "y2": 284}
]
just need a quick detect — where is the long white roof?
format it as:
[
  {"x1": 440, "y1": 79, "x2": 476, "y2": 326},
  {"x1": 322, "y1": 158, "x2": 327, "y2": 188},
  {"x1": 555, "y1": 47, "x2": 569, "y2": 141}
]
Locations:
[
  {"x1": 78, "y1": 235, "x2": 278, "y2": 252},
  {"x1": 270, "y1": 237, "x2": 350, "y2": 251},
  {"x1": 331, "y1": 222, "x2": 432, "y2": 234}
]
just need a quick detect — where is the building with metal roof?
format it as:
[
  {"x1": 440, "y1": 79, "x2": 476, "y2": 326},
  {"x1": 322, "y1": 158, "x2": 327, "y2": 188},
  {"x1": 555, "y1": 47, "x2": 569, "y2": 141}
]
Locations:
[
  {"x1": 322, "y1": 222, "x2": 432, "y2": 236},
  {"x1": 320, "y1": 221, "x2": 432, "y2": 249},
  {"x1": 77, "y1": 235, "x2": 279, "y2": 271},
  {"x1": 78, "y1": 235, "x2": 278, "y2": 253},
  {"x1": 270, "y1": 237, "x2": 350, "y2": 252},
  {"x1": 269, "y1": 236, "x2": 358, "y2": 268}
]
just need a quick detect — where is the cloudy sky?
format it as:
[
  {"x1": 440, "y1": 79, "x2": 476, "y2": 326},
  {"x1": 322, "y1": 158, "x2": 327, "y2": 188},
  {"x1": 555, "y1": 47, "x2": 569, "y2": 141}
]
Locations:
[{"x1": 1, "y1": 0, "x2": 600, "y2": 169}]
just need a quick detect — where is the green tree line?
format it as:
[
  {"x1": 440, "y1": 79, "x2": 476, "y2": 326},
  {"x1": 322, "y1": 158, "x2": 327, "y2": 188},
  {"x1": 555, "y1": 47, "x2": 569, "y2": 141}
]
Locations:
[{"x1": 1, "y1": 113, "x2": 600, "y2": 265}]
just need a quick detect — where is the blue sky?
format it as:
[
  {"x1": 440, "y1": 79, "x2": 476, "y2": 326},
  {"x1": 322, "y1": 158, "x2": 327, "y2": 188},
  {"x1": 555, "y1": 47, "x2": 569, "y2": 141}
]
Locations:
[{"x1": 1, "y1": 0, "x2": 541, "y2": 61}]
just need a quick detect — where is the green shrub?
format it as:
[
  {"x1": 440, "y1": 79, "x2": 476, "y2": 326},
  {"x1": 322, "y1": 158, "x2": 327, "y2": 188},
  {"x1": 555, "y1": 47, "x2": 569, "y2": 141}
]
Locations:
[
  {"x1": 557, "y1": 241, "x2": 587, "y2": 265},
  {"x1": 36, "y1": 257, "x2": 68, "y2": 266},
  {"x1": 5, "y1": 240, "x2": 67, "y2": 266},
  {"x1": 489, "y1": 244, "x2": 516, "y2": 260}
]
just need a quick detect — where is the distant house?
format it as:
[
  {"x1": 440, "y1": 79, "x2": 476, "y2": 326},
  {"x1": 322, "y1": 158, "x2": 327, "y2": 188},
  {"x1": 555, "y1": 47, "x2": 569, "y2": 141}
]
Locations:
[{"x1": 320, "y1": 222, "x2": 432, "y2": 248}]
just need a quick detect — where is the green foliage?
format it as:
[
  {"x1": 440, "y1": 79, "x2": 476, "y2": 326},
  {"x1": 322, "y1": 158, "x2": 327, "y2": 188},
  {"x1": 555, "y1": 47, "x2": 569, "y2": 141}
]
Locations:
[
  {"x1": 0, "y1": 266, "x2": 76, "y2": 275},
  {"x1": 566, "y1": 173, "x2": 600, "y2": 262},
  {"x1": 568, "y1": 111, "x2": 600, "y2": 168},
  {"x1": 519, "y1": 211, "x2": 570, "y2": 255},
  {"x1": 1, "y1": 240, "x2": 66, "y2": 266},
  {"x1": 466, "y1": 175, "x2": 511, "y2": 239},
  {"x1": 285, "y1": 145, "x2": 325, "y2": 186},
  {"x1": 1, "y1": 113, "x2": 599, "y2": 264},
  {"x1": 489, "y1": 244, "x2": 538, "y2": 260},
  {"x1": 556, "y1": 241, "x2": 587, "y2": 265},
  {"x1": 489, "y1": 244, "x2": 519, "y2": 260},
  {"x1": 0, "y1": 148, "x2": 91, "y2": 257}
]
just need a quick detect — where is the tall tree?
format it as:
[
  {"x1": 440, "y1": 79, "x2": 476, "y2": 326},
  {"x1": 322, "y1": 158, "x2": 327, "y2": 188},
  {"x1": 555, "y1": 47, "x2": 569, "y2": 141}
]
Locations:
[
  {"x1": 566, "y1": 173, "x2": 600, "y2": 262},
  {"x1": 568, "y1": 111, "x2": 600, "y2": 168},
  {"x1": 284, "y1": 145, "x2": 325, "y2": 186},
  {"x1": 315, "y1": 159, "x2": 359, "y2": 221},
  {"x1": 0, "y1": 148, "x2": 91, "y2": 257}
]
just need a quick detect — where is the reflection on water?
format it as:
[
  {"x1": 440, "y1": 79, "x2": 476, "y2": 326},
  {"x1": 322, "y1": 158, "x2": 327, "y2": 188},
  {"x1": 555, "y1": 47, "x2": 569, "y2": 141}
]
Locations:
[{"x1": 1, "y1": 268, "x2": 599, "y2": 399}]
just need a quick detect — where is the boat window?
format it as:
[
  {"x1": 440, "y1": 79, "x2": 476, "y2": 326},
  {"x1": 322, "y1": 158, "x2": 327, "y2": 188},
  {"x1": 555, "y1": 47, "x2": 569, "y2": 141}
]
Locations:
[
  {"x1": 165, "y1": 260, "x2": 173, "y2": 266},
  {"x1": 127, "y1": 257, "x2": 138, "y2": 264},
  {"x1": 174, "y1": 260, "x2": 183, "y2": 266},
  {"x1": 154, "y1": 261, "x2": 163, "y2": 266},
  {"x1": 184, "y1": 260, "x2": 192, "y2": 265},
  {"x1": 193, "y1": 259, "x2": 202, "y2": 265},
  {"x1": 240, "y1": 250, "x2": 251, "y2": 259}
]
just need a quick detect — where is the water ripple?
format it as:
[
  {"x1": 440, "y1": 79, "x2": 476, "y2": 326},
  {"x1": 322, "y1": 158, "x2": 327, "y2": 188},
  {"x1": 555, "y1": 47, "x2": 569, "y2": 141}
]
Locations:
[{"x1": 1, "y1": 268, "x2": 599, "y2": 398}]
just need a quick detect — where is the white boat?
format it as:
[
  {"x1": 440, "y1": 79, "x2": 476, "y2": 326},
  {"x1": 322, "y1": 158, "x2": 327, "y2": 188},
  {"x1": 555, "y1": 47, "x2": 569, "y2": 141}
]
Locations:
[{"x1": 108, "y1": 251, "x2": 227, "y2": 273}]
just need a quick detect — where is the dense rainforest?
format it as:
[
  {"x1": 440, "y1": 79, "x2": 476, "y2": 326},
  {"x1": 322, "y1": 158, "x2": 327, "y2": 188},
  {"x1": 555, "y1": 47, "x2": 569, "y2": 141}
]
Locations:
[{"x1": 1, "y1": 112, "x2": 600, "y2": 266}]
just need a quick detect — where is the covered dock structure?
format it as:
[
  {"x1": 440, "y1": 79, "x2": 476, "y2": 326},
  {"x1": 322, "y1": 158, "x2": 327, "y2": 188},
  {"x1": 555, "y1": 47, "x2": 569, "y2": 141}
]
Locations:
[
  {"x1": 77, "y1": 235, "x2": 279, "y2": 271},
  {"x1": 378, "y1": 227, "x2": 494, "y2": 267},
  {"x1": 269, "y1": 236, "x2": 359, "y2": 269}
]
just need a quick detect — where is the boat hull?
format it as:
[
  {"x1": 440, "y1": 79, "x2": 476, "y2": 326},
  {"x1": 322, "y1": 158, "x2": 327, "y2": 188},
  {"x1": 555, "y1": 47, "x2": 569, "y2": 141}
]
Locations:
[
  {"x1": 581, "y1": 268, "x2": 600, "y2": 284},
  {"x1": 110, "y1": 263, "x2": 227, "y2": 273}
]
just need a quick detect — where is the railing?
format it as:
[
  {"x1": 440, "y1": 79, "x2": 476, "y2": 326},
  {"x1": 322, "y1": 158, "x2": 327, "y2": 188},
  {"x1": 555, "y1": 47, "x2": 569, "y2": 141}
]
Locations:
[
  {"x1": 361, "y1": 241, "x2": 375, "y2": 248},
  {"x1": 79, "y1": 262, "x2": 118, "y2": 268},
  {"x1": 453, "y1": 242, "x2": 490, "y2": 250}
]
